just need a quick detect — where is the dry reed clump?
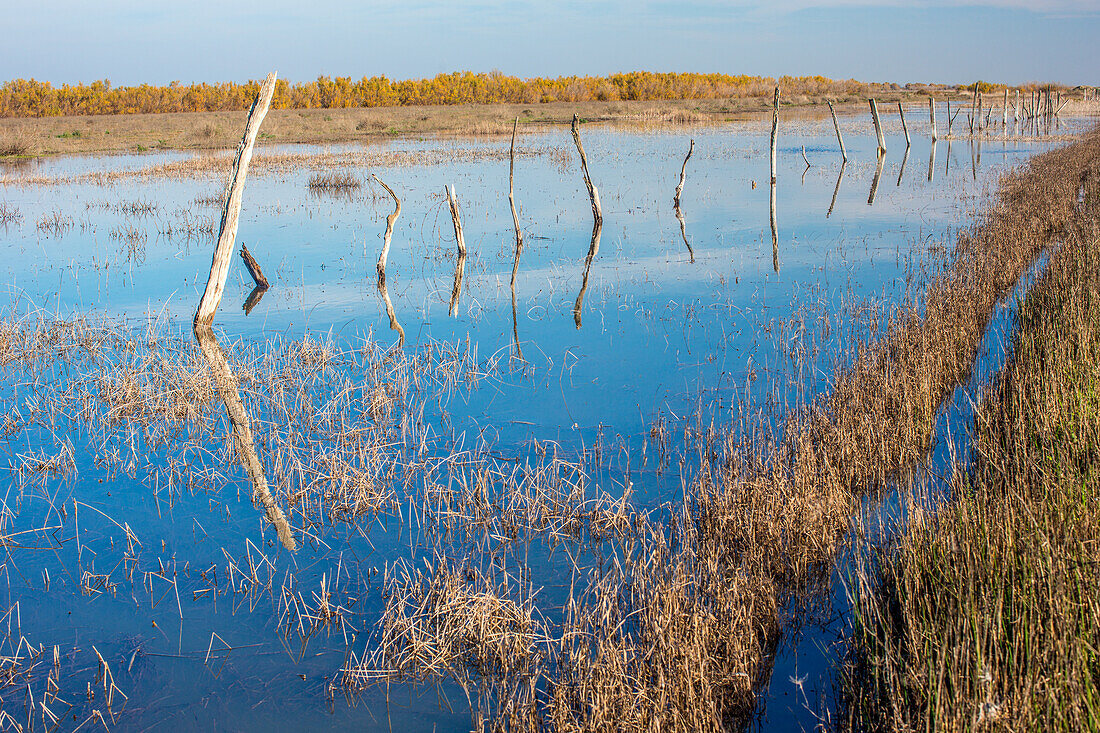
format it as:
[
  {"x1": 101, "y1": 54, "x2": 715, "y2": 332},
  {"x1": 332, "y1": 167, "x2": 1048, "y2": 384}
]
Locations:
[
  {"x1": 344, "y1": 558, "x2": 545, "y2": 685},
  {"x1": 535, "y1": 127, "x2": 1100, "y2": 730},
  {"x1": 307, "y1": 170, "x2": 361, "y2": 192},
  {"x1": 841, "y1": 164, "x2": 1100, "y2": 732},
  {"x1": 0, "y1": 202, "x2": 21, "y2": 226},
  {"x1": 35, "y1": 210, "x2": 73, "y2": 237}
]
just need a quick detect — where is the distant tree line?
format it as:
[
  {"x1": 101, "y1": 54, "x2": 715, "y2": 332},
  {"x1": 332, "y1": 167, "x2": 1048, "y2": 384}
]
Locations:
[{"x1": 3, "y1": 71, "x2": 883, "y2": 118}]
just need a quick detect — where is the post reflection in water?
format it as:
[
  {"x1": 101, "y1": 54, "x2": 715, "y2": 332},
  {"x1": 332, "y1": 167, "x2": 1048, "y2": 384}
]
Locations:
[
  {"x1": 242, "y1": 284, "x2": 268, "y2": 315},
  {"x1": 946, "y1": 140, "x2": 953, "y2": 177},
  {"x1": 193, "y1": 325, "x2": 297, "y2": 551},
  {"x1": 378, "y1": 277, "x2": 405, "y2": 347},
  {"x1": 868, "y1": 151, "x2": 885, "y2": 205},
  {"x1": 827, "y1": 161, "x2": 846, "y2": 218},
  {"x1": 896, "y1": 144, "x2": 910, "y2": 187},
  {"x1": 510, "y1": 233, "x2": 525, "y2": 361},
  {"x1": 928, "y1": 141, "x2": 936, "y2": 183},
  {"x1": 573, "y1": 220, "x2": 603, "y2": 329},
  {"x1": 769, "y1": 180, "x2": 779, "y2": 273},
  {"x1": 448, "y1": 251, "x2": 466, "y2": 317},
  {"x1": 674, "y1": 202, "x2": 695, "y2": 263}
]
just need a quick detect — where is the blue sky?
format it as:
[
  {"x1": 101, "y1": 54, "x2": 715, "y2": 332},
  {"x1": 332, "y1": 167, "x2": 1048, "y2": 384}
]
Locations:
[{"x1": 3, "y1": 0, "x2": 1096, "y2": 86}]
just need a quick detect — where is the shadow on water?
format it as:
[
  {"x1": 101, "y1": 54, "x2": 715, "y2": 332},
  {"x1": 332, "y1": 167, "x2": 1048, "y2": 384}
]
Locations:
[
  {"x1": 573, "y1": 220, "x2": 603, "y2": 329},
  {"x1": 927, "y1": 141, "x2": 936, "y2": 183},
  {"x1": 193, "y1": 325, "x2": 297, "y2": 551}
]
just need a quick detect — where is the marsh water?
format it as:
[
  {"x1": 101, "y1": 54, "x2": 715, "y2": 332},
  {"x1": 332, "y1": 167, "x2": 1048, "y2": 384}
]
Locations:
[{"x1": 0, "y1": 111, "x2": 1087, "y2": 730}]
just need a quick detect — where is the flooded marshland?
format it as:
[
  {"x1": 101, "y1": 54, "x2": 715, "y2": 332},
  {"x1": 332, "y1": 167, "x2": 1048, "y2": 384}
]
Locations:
[{"x1": 0, "y1": 111, "x2": 1089, "y2": 730}]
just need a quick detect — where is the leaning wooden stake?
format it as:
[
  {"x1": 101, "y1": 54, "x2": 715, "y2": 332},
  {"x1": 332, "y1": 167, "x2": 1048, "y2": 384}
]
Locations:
[
  {"x1": 674, "y1": 139, "x2": 694, "y2": 207},
  {"x1": 929, "y1": 98, "x2": 937, "y2": 141},
  {"x1": 239, "y1": 244, "x2": 269, "y2": 289},
  {"x1": 828, "y1": 101, "x2": 847, "y2": 162},
  {"x1": 770, "y1": 86, "x2": 780, "y2": 184},
  {"x1": 373, "y1": 174, "x2": 401, "y2": 283},
  {"x1": 194, "y1": 72, "x2": 277, "y2": 326},
  {"x1": 898, "y1": 102, "x2": 910, "y2": 147},
  {"x1": 570, "y1": 114, "x2": 602, "y2": 225},
  {"x1": 869, "y1": 99, "x2": 886, "y2": 154},
  {"x1": 445, "y1": 185, "x2": 466, "y2": 256},
  {"x1": 508, "y1": 117, "x2": 524, "y2": 253},
  {"x1": 508, "y1": 116, "x2": 525, "y2": 359}
]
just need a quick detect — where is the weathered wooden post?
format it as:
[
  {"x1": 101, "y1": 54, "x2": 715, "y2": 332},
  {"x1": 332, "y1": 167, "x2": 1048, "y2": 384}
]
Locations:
[
  {"x1": 570, "y1": 114, "x2": 602, "y2": 226},
  {"x1": 929, "y1": 97, "x2": 937, "y2": 141},
  {"x1": 508, "y1": 117, "x2": 523, "y2": 246},
  {"x1": 1002, "y1": 89, "x2": 1008, "y2": 128},
  {"x1": 1014, "y1": 89, "x2": 1020, "y2": 123},
  {"x1": 195, "y1": 72, "x2": 277, "y2": 326},
  {"x1": 674, "y1": 139, "x2": 694, "y2": 208},
  {"x1": 770, "y1": 86, "x2": 780, "y2": 184},
  {"x1": 373, "y1": 175, "x2": 401, "y2": 283},
  {"x1": 898, "y1": 102, "x2": 911, "y2": 147},
  {"x1": 828, "y1": 101, "x2": 847, "y2": 161},
  {"x1": 674, "y1": 138, "x2": 695, "y2": 262},
  {"x1": 869, "y1": 98, "x2": 886, "y2": 154},
  {"x1": 239, "y1": 244, "x2": 268, "y2": 289},
  {"x1": 445, "y1": 185, "x2": 466, "y2": 257}
]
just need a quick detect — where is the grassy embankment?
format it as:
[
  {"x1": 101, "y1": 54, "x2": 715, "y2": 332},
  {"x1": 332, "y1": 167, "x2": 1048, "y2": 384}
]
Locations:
[{"x1": 843, "y1": 136, "x2": 1100, "y2": 729}]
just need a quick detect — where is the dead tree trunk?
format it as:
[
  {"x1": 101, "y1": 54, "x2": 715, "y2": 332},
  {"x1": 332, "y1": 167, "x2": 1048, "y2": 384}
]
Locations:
[
  {"x1": 828, "y1": 101, "x2": 847, "y2": 161},
  {"x1": 194, "y1": 72, "x2": 277, "y2": 326},
  {"x1": 239, "y1": 243, "x2": 269, "y2": 289},
  {"x1": 508, "y1": 117, "x2": 524, "y2": 254},
  {"x1": 373, "y1": 174, "x2": 401, "y2": 283},
  {"x1": 570, "y1": 114, "x2": 602, "y2": 226},
  {"x1": 674, "y1": 139, "x2": 694, "y2": 207}
]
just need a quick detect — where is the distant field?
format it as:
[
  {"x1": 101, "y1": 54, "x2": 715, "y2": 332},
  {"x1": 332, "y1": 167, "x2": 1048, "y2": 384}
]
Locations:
[{"x1": 0, "y1": 90, "x2": 963, "y2": 157}]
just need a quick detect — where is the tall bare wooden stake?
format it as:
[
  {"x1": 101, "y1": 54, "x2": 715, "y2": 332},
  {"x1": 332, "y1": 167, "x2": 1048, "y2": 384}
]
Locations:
[
  {"x1": 770, "y1": 86, "x2": 780, "y2": 184},
  {"x1": 508, "y1": 117, "x2": 524, "y2": 254},
  {"x1": 570, "y1": 114, "x2": 602, "y2": 225},
  {"x1": 828, "y1": 101, "x2": 847, "y2": 162},
  {"x1": 194, "y1": 72, "x2": 277, "y2": 326},
  {"x1": 373, "y1": 175, "x2": 401, "y2": 283},
  {"x1": 445, "y1": 185, "x2": 466, "y2": 256},
  {"x1": 929, "y1": 98, "x2": 937, "y2": 141},
  {"x1": 898, "y1": 102, "x2": 910, "y2": 147},
  {"x1": 869, "y1": 98, "x2": 886, "y2": 154}
]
